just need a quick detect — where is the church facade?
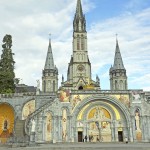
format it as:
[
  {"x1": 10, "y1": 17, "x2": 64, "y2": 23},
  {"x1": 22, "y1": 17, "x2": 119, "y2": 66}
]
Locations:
[{"x1": 0, "y1": 0, "x2": 150, "y2": 144}]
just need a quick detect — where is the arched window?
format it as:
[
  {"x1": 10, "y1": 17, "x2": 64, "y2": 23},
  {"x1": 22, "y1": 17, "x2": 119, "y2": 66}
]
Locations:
[
  {"x1": 115, "y1": 80, "x2": 118, "y2": 90},
  {"x1": 77, "y1": 37, "x2": 80, "y2": 50},
  {"x1": 53, "y1": 80, "x2": 55, "y2": 92},
  {"x1": 120, "y1": 80, "x2": 123, "y2": 90},
  {"x1": 44, "y1": 80, "x2": 46, "y2": 92},
  {"x1": 81, "y1": 37, "x2": 84, "y2": 50}
]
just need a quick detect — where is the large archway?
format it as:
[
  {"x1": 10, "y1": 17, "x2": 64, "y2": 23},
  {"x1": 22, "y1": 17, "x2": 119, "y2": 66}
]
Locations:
[
  {"x1": 0, "y1": 103, "x2": 15, "y2": 143},
  {"x1": 72, "y1": 95, "x2": 131, "y2": 142}
]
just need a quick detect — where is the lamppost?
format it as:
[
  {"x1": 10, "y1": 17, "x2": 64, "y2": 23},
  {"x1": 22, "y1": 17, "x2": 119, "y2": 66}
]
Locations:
[{"x1": 95, "y1": 121, "x2": 101, "y2": 142}]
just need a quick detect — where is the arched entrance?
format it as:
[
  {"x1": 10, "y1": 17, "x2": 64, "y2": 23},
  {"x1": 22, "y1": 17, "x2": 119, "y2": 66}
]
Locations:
[
  {"x1": 72, "y1": 95, "x2": 131, "y2": 143},
  {"x1": 0, "y1": 103, "x2": 15, "y2": 143},
  {"x1": 86, "y1": 106, "x2": 112, "y2": 142}
]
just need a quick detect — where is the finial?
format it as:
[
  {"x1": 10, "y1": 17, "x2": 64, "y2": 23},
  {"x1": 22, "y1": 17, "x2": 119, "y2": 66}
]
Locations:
[
  {"x1": 116, "y1": 33, "x2": 118, "y2": 41},
  {"x1": 49, "y1": 33, "x2": 51, "y2": 39}
]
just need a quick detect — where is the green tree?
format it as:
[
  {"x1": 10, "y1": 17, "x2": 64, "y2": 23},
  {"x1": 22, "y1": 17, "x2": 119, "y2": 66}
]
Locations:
[{"x1": 0, "y1": 34, "x2": 15, "y2": 93}]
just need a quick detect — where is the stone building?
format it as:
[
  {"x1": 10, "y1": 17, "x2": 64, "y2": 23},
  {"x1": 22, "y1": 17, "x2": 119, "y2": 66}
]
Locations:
[{"x1": 0, "y1": 0, "x2": 150, "y2": 144}]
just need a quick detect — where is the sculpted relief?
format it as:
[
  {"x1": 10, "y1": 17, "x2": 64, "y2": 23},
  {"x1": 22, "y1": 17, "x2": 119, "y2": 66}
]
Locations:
[{"x1": 86, "y1": 106, "x2": 111, "y2": 142}]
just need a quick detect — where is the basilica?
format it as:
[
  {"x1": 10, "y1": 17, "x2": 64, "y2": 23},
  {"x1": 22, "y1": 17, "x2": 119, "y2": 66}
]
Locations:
[{"x1": 0, "y1": 0, "x2": 150, "y2": 144}]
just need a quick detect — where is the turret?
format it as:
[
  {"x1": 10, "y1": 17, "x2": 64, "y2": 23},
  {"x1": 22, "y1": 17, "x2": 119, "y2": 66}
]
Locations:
[
  {"x1": 109, "y1": 37, "x2": 128, "y2": 90},
  {"x1": 42, "y1": 39, "x2": 58, "y2": 92}
]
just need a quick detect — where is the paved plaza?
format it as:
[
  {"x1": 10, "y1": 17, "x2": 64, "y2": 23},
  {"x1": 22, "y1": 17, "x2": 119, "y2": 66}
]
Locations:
[{"x1": 1, "y1": 143, "x2": 150, "y2": 150}]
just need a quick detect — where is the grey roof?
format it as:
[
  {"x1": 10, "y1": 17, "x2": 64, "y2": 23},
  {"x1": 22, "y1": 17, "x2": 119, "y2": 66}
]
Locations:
[
  {"x1": 113, "y1": 39, "x2": 125, "y2": 70},
  {"x1": 44, "y1": 39, "x2": 54, "y2": 70},
  {"x1": 15, "y1": 84, "x2": 36, "y2": 93}
]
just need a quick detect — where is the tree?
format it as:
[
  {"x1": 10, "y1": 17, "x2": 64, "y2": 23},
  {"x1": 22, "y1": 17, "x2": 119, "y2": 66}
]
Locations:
[{"x1": 0, "y1": 34, "x2": 15, "y2": 93}]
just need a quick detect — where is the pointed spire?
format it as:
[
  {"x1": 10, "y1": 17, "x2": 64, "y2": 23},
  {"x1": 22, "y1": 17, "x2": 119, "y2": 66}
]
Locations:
[
  {"x1": 76, "y1": 0, "x2": 83, "y2": 18},
  {"x1": 73, "y1": 0, "x2": 86, "y2": 32},
  {"x1": 113, "y1": 35, "x2": 125, "y2": 69},
  {"x1": 44, "y1": 37, "x2": 54, "y2": 70}
]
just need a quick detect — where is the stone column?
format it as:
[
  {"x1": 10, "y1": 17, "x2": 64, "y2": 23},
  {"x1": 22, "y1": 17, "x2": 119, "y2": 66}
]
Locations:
[
  {"x1": 131, "y1": 115, "x2": 136, "y2": 141},
  {"x1": 145, "y1": 116, "x2": 149, "y2": 142},
  {"x1": 129, "y1": 122, "x2": 133, "y2": 142},
  {"x1": 111, "y1": 122, "x2": 115, "y2": 142},
  {"x1": 140, "y1": 116, "x2": 144, "y2": 142},
  {"x1": 68, "y1": 116, "x2": 72, "y2": 142},
  {"x1": 36, "y1": 114, "x2": 44, "y2": 143},
  {"x1": 114, "y1": 120, "x2": 118, "y2": 142},
  {"x1": 147, "y1": 116, "x2": 150, "y2": 142},
  {"x1": 141, "y1": 116, "x2": 148, "y2": 142},
  {"x1": 59, "y1": 116, "x2": 62, "y2": 142},
  {"x1": 52, "y1": 116, "x2": 55, "y2": 141},
  {"x1": 42, "y1": 116, "x2": 47, "y2": 142},
  {"x1": 52, "y1": 116, "x2": 57, "y2": 143}
]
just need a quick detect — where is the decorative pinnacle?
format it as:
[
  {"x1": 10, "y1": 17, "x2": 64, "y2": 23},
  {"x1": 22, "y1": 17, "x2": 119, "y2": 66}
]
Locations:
[
  {"x1": 116, "y1": 33, "x2": 118, "y2": 42},
  {"x1": 49, "y1": 33, "x2": 51, "y2": 41}
]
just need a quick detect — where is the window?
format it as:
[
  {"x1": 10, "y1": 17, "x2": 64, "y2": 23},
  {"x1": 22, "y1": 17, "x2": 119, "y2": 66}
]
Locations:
[
  {"x1": 81, "y1": 37, "x2": 84, "y2": 50},
  {"x1": 77, "y1": 38, "x2": 80, "y2": 50}
]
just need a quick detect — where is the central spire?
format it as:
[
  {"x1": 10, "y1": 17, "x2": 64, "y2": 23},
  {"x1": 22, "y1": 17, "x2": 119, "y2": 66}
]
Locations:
[
  {"x1": 73, "y1": 0, "x2": 86, "y2": 32},
  {"x1": 76, "y1": 0, "x2": 83, "y2": 18}
]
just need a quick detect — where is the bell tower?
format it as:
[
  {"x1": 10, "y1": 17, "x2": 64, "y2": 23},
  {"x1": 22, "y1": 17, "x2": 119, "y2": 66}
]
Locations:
[
  {"x1": 109, "y1": 37, "x2": 128, "y2": 90},
  {"x1": 42, "y1": 39, "x2": 58, "y2": 93},
  {"x1": 61, "y1": 0, "x2": 100, "y2": 90}
]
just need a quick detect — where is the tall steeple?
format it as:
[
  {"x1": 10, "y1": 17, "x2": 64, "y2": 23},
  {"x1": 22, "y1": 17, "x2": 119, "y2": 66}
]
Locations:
[
  {"x1": 73, "y1": 0, "x2": 86, "y2": 32},
  {"x1": 109, "y1": 36, "x2": 128, "y2": 90},
  {"x1": 44, "y1": 39, "x2": 54, "y2": 70},
  {"x1": 113, "y1": 38, "x2": 125, "y2": 70},
  {"x1": 42, "y1": 38, "x2": 58, "y2": 93},
  {"x1": 61, "y1": 0, "x2": 100, "y2": 90}
]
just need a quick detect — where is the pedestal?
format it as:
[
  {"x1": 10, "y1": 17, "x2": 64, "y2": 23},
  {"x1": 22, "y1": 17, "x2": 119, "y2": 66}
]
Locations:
[{"x1": 30, "y1": 132, "x2": 35, "y2": 144}]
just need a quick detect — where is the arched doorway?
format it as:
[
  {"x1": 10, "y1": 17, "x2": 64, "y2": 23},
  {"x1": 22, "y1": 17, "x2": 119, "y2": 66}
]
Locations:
[
  {"x1": 0, "y1": 103, "x2": 15, "y2": 143},
  {"x1": 72, "y1": 95, "x2": 131, "y2": 143},
  {"x1": 87, "y1": 106, "x2": 112, "y2": 142}
]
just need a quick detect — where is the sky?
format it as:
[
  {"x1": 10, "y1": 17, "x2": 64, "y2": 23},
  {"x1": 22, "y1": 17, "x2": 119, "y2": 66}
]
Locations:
[{"x1": 0, "y1": 0, "x2": 150, "y2": 91}]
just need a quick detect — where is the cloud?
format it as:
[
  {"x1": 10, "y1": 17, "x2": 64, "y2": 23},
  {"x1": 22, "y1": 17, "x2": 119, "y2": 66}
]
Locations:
[{"x1": 0, "y1": 0, "x2": 150, "y2": 91}]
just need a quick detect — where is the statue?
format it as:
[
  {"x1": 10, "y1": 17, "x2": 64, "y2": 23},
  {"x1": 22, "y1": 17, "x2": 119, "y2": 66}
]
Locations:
[
  {"x1": 96, "y1": 75, "x2": 100, "y2": 85},
  {"x1": 135, "y1": 112, "x2": 141, "y2": 131},
  {"x1": 94, "y1": 107, "x2": 105, "y2": 120},
  {"x1": 2, "y1": 34, "x2": 12, "y2": 49},
  {"x1": 31, "y1": 119, "x2": 36, "y2": 132},
  {"x1": 36, "y1": 80, "x2": 40, "y2": 90},
  {"x1": 4, "y1": 120, "x2": 8, "y2": 130}
]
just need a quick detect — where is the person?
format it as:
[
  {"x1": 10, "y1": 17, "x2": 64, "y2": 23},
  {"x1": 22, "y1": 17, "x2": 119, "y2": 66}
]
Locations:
[
  {"x1": 89, "y1": 135, "x2": 91, "y2": 142},
  {"x1": 125, "y1": 137, "x2": 128, "y2": 144},
  {"x1": 84, "y1": 135, "x2": 87, "y2": 142},
  {"x1": 36, "y1": 80, "x2": 40, "y2": 90},
  {"x1": 96, "y1": 135, "x2": 99, "y2": 142}
]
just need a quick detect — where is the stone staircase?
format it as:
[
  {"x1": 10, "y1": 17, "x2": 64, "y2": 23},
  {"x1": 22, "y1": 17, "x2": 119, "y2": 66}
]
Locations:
[
  {"x1": 14, "y1": 119, "x2": 25, "y2": 138},
  {"x1": 25, "y1": 98, "x2": 56, "y2": 135}
]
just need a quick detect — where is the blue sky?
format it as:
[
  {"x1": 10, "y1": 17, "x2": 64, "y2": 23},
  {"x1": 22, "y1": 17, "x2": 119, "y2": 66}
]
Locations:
[{"x1": 0, "y1": 0, "x2": 150, "y2": 90}]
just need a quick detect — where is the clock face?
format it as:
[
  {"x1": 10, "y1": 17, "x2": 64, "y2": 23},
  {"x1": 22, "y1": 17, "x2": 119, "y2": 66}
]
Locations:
[{"x1": 77, "y1": 65, "x2": 84, "y2": 72}]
